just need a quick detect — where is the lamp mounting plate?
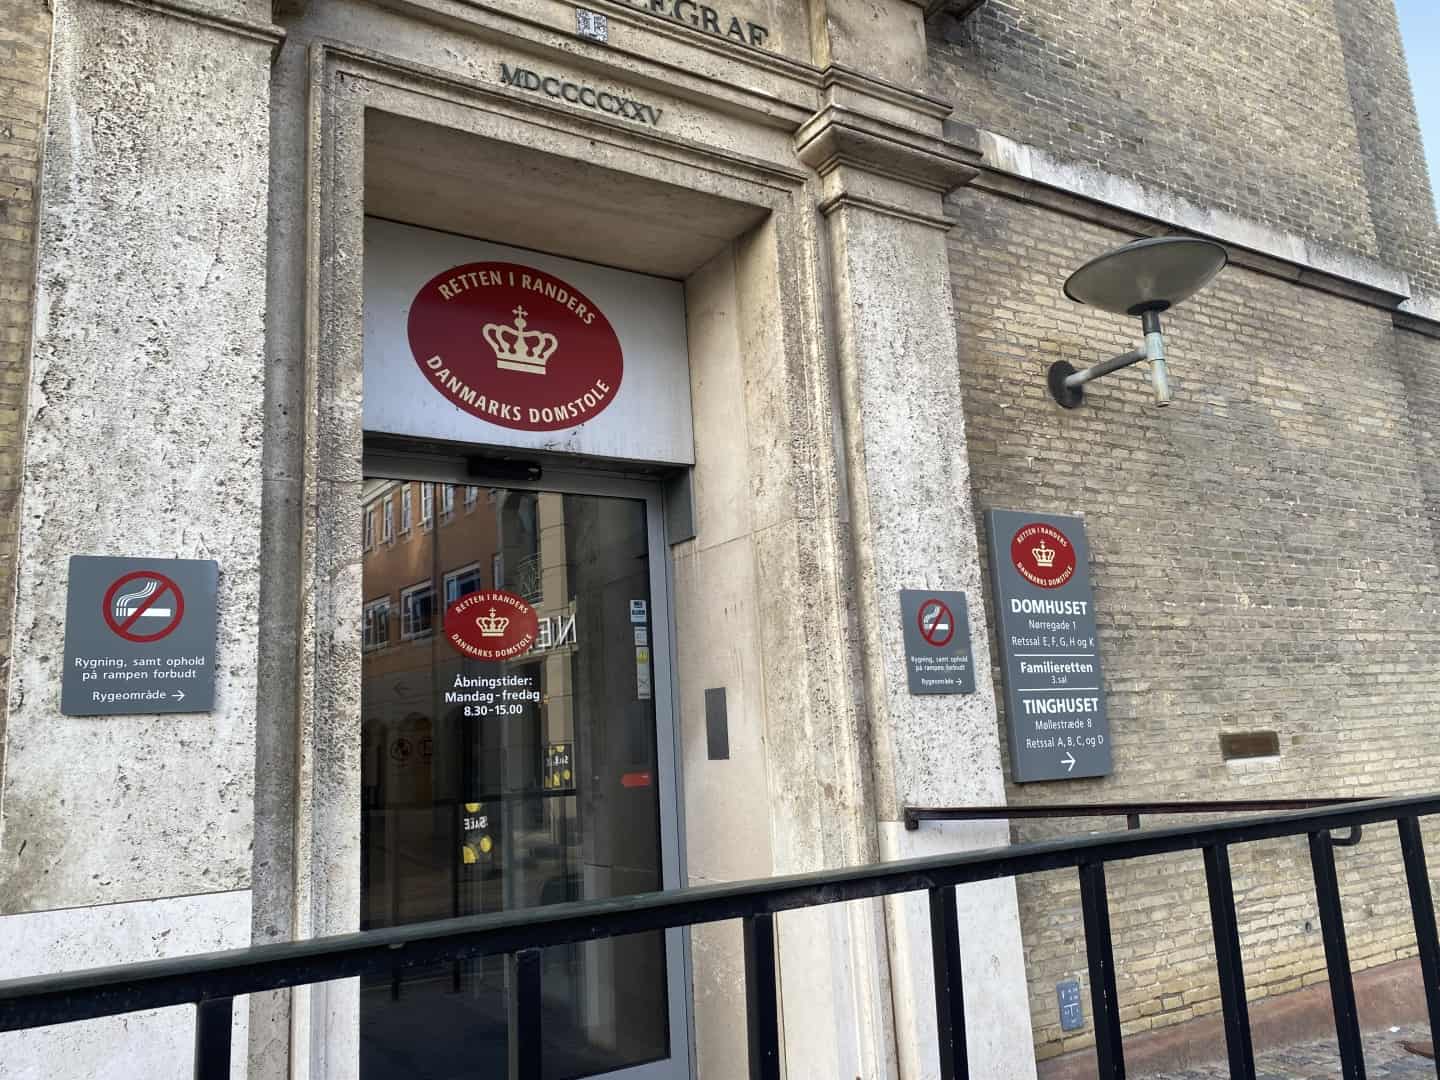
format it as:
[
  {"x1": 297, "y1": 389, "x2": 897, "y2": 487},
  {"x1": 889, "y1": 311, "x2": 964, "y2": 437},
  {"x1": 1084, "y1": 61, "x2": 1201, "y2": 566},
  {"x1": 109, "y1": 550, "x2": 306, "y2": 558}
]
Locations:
[{"x1": 1048, "y1": 361, "x2": 1084, "y2": 409}]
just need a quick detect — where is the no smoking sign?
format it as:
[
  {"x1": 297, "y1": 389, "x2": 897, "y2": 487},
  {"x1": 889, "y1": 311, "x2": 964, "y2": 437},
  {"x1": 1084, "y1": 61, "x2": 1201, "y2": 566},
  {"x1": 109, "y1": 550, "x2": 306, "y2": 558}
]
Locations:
[
  {"x1": 103, "y1": 570, "x2": 186, "y2": 643},
  {"x1": 900, "y1": 589, "x2": 975, "y2": 696},
  {"x1": 62, "y1": 556, "x2": 219, "y2": 716},
  {"x1": 917, "y1": 598, "x2": 956, "y2": 648}
]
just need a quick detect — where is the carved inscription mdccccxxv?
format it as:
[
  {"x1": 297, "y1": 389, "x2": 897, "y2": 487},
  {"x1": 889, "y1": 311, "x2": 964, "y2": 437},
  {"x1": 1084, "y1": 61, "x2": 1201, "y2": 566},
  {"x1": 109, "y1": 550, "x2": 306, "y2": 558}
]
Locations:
[{"x1": 498, "y1": 64, "x2": 664, "y2": 126}]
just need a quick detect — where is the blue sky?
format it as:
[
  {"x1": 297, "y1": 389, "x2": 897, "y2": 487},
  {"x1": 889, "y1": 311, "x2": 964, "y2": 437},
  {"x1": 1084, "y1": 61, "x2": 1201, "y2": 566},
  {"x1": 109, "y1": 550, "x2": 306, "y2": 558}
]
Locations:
[{"x1": 1397, "y1": 0, "x2": 1440, "y2": 211}]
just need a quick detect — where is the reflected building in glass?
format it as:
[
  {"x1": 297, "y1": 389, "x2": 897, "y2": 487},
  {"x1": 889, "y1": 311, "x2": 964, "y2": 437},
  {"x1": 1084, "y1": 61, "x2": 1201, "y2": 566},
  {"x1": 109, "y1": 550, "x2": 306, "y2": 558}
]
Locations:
[{"x1": 358, "y1": 480, "x2": 666, "y2": 1079}]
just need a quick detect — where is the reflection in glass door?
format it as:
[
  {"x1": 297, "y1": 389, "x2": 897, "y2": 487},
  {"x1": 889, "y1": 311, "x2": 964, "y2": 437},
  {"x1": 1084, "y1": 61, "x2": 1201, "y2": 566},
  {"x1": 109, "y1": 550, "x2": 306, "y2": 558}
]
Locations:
[{"x1": 358, "y1": 474, "x2": 684, "y2": 1080}]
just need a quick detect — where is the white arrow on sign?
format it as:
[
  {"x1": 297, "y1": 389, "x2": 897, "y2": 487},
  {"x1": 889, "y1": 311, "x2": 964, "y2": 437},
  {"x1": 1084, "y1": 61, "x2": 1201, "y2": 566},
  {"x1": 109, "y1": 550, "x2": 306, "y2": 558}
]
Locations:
[
  {"x1": 1062, "y1": 752, "x2": 1076, "y2": 772},
  {"x1": 173, "y1": 690, "x2": 186, "y2": 702}
]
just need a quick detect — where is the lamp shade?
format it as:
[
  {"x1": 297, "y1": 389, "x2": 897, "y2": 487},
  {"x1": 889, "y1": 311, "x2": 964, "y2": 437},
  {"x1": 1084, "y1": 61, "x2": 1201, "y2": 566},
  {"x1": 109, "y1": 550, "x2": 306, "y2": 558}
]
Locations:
[{"x1": 1063, "y1": 236, "x2": 1228, "y2": 317}]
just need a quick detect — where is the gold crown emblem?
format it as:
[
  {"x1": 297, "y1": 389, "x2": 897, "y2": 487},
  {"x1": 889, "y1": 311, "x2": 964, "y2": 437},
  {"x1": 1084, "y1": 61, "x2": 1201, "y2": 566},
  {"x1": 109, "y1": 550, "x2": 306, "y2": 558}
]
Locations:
[
  {"x1": 477, "y1": 607, "x2": 510, "y2": 637},
  {"x1": 1032, "y1": 539, "x2": 1057, "y2": 568},
  {"x1": 482, "y1": 306, "x2": 558, "y2": 375}
]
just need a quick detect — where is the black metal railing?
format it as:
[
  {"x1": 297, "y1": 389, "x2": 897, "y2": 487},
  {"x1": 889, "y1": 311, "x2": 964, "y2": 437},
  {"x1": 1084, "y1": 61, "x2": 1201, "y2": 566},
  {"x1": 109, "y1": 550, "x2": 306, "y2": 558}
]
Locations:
[
  {"x1": 0, "y1": 795, "x2": 1438, "y2": 1080},
  {"x1": 903, "y1": 796, "x2": 1372, "y2": 844}
]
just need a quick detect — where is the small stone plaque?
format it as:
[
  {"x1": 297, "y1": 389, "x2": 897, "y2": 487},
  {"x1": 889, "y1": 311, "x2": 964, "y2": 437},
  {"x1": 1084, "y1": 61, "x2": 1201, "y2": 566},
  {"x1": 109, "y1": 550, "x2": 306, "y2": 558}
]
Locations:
[
  {"x1": 1057, "y1": 978, "x2": 1085, "y2": 1032},
  {"x1": 576, "y1": 8, "x2": 609, "y2": 42},
  {"x1": 1220, "y1": 731, "x2": 1280, "y2": 760}
]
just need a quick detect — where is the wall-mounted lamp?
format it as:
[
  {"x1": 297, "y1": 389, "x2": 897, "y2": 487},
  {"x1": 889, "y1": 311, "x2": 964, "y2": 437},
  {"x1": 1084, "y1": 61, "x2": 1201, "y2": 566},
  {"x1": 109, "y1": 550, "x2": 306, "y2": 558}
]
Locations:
[{"x1": 1049, "y1": 236, "x2": 1228, "y2": 409}]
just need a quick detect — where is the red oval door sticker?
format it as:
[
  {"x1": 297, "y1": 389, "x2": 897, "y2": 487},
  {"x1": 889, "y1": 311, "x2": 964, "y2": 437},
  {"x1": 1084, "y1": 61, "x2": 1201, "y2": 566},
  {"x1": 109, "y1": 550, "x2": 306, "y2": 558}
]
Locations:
[
  {"x1": 445, "y1": 590, "x2": 540, "y2": 661},
  {"x1": 1010, "y1": 522, "x2": 1078, "y2": 589},
  {"x1": 407, "y1": 262, "x2": 624, "y2": 433}
]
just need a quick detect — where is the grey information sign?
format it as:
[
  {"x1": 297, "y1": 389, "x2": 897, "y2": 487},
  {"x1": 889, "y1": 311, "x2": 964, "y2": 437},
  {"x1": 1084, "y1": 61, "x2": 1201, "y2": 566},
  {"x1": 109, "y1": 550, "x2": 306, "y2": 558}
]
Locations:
[
  {"x1": 986, "y1": 510, "x2": 1111, "y2": 782},
  {"x1": 899, "y1": 589, "x2": 976, "y2": 695},
  {"x1": 61, "y1": 556, "x2": 219, "y2": 716}
]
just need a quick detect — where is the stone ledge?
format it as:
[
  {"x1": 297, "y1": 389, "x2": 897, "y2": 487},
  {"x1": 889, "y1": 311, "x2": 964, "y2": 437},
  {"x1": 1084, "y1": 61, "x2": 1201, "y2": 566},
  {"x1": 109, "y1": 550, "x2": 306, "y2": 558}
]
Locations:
[
  {"x1": 966, "y1": 167, "x2": 1412, "y2": 315},
  {"x1": 99, "y1": 0, "x2": 283, "y2": 44},
  {"x1": 1399, "y1": 291, "x2": 1440, "y2": 327},
  {"x1": 1395, "y1": 308, "x2": 1440, "y2": 341},
  {"x1": 958, "y1": 171, "x2": 1440, "y2": 337},
  {"x1": 374, "y1": 0, "x2": 825, "y2": 105},
  {"x1": 324, "y1": 43, "x2": 811, "y2": 194},
  {"x1": 799, "y1": 106, "x2": 979, "y2": 191},
  {"x1": 815, "y1": 191, "x2": 954, "y2": 229},
  {"x1": 820, "y1": 63, "x2": 954, "y2": 120},
  {"x1": 961, "y1": 126, "x2": 1415, "y2": 311},
  {"x1": 924, "y1": 0, "x2": 986, "y2": 17}
]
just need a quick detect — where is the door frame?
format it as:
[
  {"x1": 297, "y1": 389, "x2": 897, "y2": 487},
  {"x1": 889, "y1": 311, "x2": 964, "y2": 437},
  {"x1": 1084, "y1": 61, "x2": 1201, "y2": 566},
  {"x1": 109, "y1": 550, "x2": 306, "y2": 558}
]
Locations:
[{"x1": 364, "y1": 445, "x2": 694, "y2": 1080}]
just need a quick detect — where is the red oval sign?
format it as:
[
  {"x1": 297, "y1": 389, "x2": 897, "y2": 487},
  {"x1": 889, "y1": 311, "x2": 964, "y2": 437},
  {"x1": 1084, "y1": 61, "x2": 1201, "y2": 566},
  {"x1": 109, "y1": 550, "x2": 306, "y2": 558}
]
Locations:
[
  {"x1": 407, "y1": 262, "x2": 623, "y2": 432},
  {"x1": 1010, "y1": 522, "x2": 1077, "y2": 589},
  {"x1": 445, "y1": 589, "x2": 540, "y2": 660}
]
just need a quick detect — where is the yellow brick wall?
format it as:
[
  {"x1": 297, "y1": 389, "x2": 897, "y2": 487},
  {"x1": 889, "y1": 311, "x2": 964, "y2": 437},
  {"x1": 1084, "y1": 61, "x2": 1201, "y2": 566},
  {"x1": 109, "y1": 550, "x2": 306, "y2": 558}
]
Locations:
[
  {"x1": 948, "y1": 182, "x2": 1440, "y2": 1059},
  {"x1": 929, "y1": 0, "x2": 1440, "y2": 294},
  {"x1": 0, "y1": 0, "x2": 49, "y2": 733}
]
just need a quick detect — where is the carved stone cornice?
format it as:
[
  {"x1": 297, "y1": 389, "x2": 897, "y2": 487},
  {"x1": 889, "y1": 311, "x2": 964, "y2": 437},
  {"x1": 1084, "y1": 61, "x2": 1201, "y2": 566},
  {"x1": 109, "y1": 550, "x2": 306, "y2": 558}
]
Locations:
[
  {"x1": 98, "y1": 0, "x2": 283, "y2": 43},
  {"x1": 924, "y1": 0, "x2": 987, "y2": 17},
  {"x1": 1394, "y1": 309, "x2": 1440, "y2": 340},
  {"x1": 795, "y1": 105, "x2": 980, "y2": 193},
  {"x1": 818, "y1": 63, "x2": 953, "y2": 121}
]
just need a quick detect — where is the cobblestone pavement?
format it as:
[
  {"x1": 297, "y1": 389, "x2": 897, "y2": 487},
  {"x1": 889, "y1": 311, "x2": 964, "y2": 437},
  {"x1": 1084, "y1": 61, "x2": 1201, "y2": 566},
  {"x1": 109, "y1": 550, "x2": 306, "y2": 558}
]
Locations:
[{"x1": 1137, "y1": 1026, "x2": 1436, "y2": 1078}]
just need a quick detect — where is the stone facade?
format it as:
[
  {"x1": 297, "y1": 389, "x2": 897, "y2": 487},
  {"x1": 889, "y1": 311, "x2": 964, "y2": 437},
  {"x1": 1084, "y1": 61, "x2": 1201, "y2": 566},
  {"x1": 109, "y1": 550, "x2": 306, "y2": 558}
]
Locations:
[
  {"x1": 0, "y1": 0, "x2": 1438, "y2": 1076},
  {"x1": 0, "y1": 1, "x2": 1040, "y2": 1077},
  {"x1": 0, "y1": 0, "x2": 270, "y2": 911},
  {"x1": 0, "y1": 0, "x2": 270, "y2": 1069},
  {"x1": 0, "y1": 0, "x2": 48, "y2": 777}
]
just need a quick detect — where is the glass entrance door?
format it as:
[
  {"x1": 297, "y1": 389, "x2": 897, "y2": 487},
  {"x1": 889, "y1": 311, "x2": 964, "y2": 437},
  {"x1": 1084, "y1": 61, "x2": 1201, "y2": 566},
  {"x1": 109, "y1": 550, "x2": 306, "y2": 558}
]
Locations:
[{"x1": 358, "y1": 468, "x2": 686, "y2": 1080}]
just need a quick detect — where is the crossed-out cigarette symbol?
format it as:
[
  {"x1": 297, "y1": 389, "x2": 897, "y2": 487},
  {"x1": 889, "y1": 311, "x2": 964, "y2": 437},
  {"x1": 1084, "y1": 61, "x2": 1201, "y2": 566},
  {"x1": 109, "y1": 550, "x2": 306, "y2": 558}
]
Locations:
[{"x1": 918, "y1": 598, "x2": 955, "y2": 647}]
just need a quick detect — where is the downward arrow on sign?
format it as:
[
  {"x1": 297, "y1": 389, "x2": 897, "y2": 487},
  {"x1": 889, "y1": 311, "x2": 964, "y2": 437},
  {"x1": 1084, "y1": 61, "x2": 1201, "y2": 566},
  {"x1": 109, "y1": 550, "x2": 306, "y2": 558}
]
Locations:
[{"x1": 1062, "y1": 752, "x2": 1077, "y2": 772}]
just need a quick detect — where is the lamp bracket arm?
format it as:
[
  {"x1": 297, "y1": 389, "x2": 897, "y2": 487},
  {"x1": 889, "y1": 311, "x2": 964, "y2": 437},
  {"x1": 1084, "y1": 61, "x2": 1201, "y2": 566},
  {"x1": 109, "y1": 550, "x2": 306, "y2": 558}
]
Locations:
[{"x1": 1063, "y1": 346, "x2": 1147, "y2": 389}]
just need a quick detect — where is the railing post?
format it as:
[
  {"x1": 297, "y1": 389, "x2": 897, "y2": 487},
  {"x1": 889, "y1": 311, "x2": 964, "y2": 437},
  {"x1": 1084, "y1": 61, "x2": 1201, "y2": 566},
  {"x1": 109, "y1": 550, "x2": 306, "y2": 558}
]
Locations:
[
  {"x1": 929, "y1": 885, "x2": 969, "y2": 1080},
  {"x1": 508, "y1": 948, "x2": 542, "y2": 1080},
  {"x1": 1309, "y1": 830, "x2": 1365, "y2": 1079},
  {"x1": 1079, "y1": 860, "x2": 1125, "y2": 1079},
  {"x1": 1398, "y1": 816, "x2": 1440, "y2": 1078},
  {"x1": 1203, "y1": 844, "x2": 1256, "y2": 1079},
  {"x1": 193, "y1": 997, "x2": 233, "y2": 1080},
  {"x1": 744, "y1": 912, "x2": 781, "y2": 1080}
]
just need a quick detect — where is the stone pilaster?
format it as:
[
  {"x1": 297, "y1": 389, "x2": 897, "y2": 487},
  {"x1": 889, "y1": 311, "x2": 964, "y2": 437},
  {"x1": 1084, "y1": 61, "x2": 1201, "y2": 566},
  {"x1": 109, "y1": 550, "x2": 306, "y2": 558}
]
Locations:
[
  {"x1": 0, "y1": 0, "x2": 278, "y2": 1068},
  {"x1": 807, "y1": 0, "x2": 932, "y2": 91},
  {"x1": 798, "y1": 14, "x2": 1038, "y2": 1070}
]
